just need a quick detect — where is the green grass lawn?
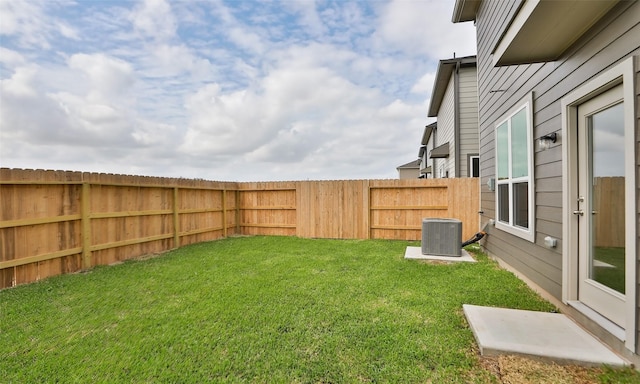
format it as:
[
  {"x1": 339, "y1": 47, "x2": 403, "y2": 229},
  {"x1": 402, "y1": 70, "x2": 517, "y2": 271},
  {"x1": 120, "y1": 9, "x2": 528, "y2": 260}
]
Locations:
[
  {"x1": 593, "y1": 246, "x2": 626, "y2": 294},
  {"x1": 1, "y1": 237, "x2": 637, "y2": 383}
]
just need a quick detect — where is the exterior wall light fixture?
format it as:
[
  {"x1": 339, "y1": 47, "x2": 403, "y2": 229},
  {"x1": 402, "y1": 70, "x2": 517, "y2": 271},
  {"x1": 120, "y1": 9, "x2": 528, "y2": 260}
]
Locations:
[{"x1": 538, "y1": 132, "x2": 557, "y2": 151}]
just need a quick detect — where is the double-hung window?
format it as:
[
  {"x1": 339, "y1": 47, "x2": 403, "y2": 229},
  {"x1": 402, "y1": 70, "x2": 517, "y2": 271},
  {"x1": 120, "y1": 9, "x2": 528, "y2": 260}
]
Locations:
[{"x1": 495, "y1": 93, "x2": 535, "y2": 242}]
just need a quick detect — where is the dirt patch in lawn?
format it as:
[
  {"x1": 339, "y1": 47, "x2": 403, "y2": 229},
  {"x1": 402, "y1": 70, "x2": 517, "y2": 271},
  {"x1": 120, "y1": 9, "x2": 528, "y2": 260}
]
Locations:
[{"x1": 480, "y1": 355, "x2": 602, "y2": 384}]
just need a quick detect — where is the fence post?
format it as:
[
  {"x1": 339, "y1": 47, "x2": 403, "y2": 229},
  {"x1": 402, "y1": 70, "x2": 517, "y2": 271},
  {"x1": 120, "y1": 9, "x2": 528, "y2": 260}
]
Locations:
[
  {"x1": 364, "y1": 180, "x2": 370, "y2": 239},
  {"x1": 222, "y1": 189, "x2": 227, "y2": 238},
  {"x1": 173, "y1": 187, "x2": 180, "y2": 248},
  {"x1": 81, "y1": 183, "x2": 92, "y2": 269},
  {"x1": 235, "y1": 189, "x2": 241, "y2": 235}
]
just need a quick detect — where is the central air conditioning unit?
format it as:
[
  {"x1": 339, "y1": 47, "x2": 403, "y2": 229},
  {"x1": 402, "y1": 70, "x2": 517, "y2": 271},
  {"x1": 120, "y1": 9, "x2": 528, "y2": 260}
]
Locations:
[{"x1": 421, "y1": 218, "x2": 462, "y2": 257}]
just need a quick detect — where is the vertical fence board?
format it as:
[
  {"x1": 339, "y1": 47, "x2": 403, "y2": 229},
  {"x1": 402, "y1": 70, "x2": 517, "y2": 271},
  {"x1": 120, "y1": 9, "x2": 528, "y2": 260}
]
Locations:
[
  {"x1": 222, "y1": 190, "x2": 227, "y2": 238},
  {"x1": 81, "y1": 183, "x2": 92, "y2": 269},
  {"x1": 225, "y1": 190, "x2": 239, "y2": 236},
  {"x1": 296, "y1": 181, "x2": 311, "y2": 238},
  {"x1": 173, "y1": 187, "x2": 180, "y2": 248},
  {"x1": 0, "y1": 227, "x2": 15, "y2": 288}
]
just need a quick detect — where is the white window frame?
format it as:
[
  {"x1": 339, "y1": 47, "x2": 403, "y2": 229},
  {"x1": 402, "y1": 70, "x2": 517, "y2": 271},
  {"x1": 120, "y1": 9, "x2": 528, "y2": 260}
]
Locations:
[
  {"x1": 494, "y1": 93, "x2": 535, "y2": 242},
  {"x1": 468, "y1": 155, "x2": 480, "y2": 177}
]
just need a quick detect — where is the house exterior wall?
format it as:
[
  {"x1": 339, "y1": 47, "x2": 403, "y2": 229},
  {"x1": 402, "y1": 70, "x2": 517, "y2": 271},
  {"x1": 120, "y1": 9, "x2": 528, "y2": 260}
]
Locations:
[
  {"x1": 436, "y1": 76, "x2": 456, "y2": 177},
  {"x1": 422, "y1": 134, "x2": 435, "y2": 178},
  {"x1": 458, "y1": 66, "x2": 479, "y2": 178},
  {"x1": 474, "y1": 0, "x2": 639, "y2": 356},
  {"x1": 419, "y1": 152, "x2": 427, "y2": 175},
  {"x1": 398, "y1": 167, "x2": 420, "y2": 179}
]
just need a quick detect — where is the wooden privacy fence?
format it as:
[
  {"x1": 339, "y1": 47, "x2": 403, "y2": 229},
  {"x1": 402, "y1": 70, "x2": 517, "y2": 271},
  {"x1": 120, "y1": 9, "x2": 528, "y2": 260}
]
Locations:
[
  {"x1": 0, "y1": 169, "x2": 238, "y2": 288},
  {"x1": 592, "y1": 177, "x2": 625, "y2": 248},
  {"x1": 0, "y1": 169, "x2": 479, "y2": 288}
]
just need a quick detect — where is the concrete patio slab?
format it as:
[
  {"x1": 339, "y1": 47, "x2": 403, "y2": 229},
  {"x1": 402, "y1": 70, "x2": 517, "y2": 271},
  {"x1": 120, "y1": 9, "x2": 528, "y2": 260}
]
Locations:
[
  {"x1": 404, "y1": 246, "x2": 476, "y2": 263},
  {"x1": 463, "y1": 304, "x2": 627, "y2": 367}
]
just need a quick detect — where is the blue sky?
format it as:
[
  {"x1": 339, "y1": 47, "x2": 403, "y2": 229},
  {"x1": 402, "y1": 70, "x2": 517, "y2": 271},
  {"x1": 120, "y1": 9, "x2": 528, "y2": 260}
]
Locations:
[{"x1": 0, "y1": 0, "x2": 475, "y2": 181}]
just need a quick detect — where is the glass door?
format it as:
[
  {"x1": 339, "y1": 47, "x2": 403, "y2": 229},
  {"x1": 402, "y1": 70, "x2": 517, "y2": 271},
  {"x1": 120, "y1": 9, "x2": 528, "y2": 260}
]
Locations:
[{"x1": 576, "y1": 85, "x2": 626, "y2": 327}]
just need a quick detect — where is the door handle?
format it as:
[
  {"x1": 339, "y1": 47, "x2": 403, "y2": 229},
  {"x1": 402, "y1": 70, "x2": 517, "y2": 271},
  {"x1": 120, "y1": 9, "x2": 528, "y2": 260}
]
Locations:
[{"x1": 573, "y1": 210, "x2": 584, "y2": 216}]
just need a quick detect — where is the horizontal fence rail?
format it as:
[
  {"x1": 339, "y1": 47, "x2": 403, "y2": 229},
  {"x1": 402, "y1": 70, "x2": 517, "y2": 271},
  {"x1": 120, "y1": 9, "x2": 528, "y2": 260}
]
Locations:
[{"x1": 1, "y1": 168, "x2": 479, "y2": 288}]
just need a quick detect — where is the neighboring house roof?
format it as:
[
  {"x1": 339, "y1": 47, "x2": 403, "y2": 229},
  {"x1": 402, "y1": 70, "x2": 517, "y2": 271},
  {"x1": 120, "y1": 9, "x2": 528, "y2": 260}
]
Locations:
[
  {"x1": 396, "y1": 159, "x2": 421, "y2": 170},
  {"x1": 451, "y1": 0, "x2": 481, "y2": 22},
  {"x1": 427, "y1": 55, "x2": 477, "y2": 117},
  {"x1": 421, "y1": 166, "x2": 432, "y2": 174},
  {"x1": 452, "y1": 0, "x2": 619, "y2": 66},
  {"x1": 421, "y1": 122, "x2": 437, "y2": 145}
]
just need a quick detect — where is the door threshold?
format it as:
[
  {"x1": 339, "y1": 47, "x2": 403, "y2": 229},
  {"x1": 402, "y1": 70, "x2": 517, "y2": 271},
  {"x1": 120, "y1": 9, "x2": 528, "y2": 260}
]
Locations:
[{"x1": 567, "y1": 300, "x2": 625, "y2": 341}]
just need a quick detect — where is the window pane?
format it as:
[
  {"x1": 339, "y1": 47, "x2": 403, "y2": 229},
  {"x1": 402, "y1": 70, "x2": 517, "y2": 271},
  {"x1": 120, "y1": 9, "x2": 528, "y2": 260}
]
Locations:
[
  {"x1": 498, "y1": 184, "x2": 510, "y2": 223},
  {"x1": 496, "y1": 122, "x2": 509, "y2": 180},
  {"x1": 511, "y1": 108, "x2": 528, "y2": 178},
  {"x1": 472, "y1": 157, "x2": 480, "y2": 177},
  {"x1": 513, "y1": 182, "x2": 528, "y2": 228},
  {"x1": 590, "y1": 102, "x2": 625, "y2": 293}
]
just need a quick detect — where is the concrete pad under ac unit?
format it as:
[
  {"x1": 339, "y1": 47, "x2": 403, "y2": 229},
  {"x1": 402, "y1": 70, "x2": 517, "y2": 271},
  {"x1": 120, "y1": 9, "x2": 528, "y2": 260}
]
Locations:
[{"x1": 404, "y1": 246, "x2": 476, "y2": 263}]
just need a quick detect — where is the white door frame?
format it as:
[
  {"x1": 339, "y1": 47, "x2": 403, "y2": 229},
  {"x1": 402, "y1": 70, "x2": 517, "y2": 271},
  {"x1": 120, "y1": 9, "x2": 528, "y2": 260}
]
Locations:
[{"x1": 561, "y1": 56, "x2": 637, "y2": 351}]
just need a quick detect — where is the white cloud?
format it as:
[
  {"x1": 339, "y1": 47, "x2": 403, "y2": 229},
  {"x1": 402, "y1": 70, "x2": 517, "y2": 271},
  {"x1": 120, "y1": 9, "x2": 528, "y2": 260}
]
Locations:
[
  {"x1": 0, "y1": 0, "x2": 80, "y2": 49},
  {"x1": 0, "y1": 64, "x2": 38, "y2": 97},
  {"x1": 136, "y1": 43, "x2": 215, "y2": 79},
  {"x1": 0, "y1": 47, "x2": 25, "y2": 66},
  {"x1": 131, "y1": 120, "x2": 177, "y2": 147},
  {"x1": 411, "y1": 72, "x2": 436, "y2": 95},
  {"x1": 182, "y1": 83, "x2": 260, "y2": 155},
  {"x1": 0, "y1": 65, "x2": 74, "y2": 148},
  {"x1": 285, "y1": 0, "x2": 326, "y2": 37},
  {"x1": 130, "y1": 0, "x2": 176, "y2": 41},
  {"x1": 0, "y1": 0, "x2": 50, "y2": 48},
  {"x1": 67, "y1": 53, "x2": 134, "y2": 102},
  {"x1": 47, "y1": 91, "x2": 134, "y2": 144},
  {"x1": 321, "y1": 2, "x2": 367, "y2": 34},
  {"x1": 56, "y1": 21, "x2": 79, "y2": 40},
  {"x1": 227, "y1": 27, "x2": 266, "y2": 56},
  {"x1": 1, "y1": 53, "x2": 169, "y2": 152},
  {"x1": 375, "y1": 0, "x2": 476, "y2": 59}
]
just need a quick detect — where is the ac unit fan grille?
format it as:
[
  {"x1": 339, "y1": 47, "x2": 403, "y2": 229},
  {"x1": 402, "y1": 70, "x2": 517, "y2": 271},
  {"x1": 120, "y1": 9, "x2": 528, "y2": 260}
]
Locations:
[{"x1": 421, "y1": 218, "x2": 462, "y2": 257}]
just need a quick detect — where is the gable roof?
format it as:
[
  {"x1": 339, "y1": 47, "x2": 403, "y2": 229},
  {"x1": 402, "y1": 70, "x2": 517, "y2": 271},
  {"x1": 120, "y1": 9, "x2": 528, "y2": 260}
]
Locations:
[
  {"x1": 421, "y1": 122, "x2": 437, "y2": 145},
  {"x1": 396, "y1": 159, "x2": 421, "y2": 170},
  {"x1": 427, "y1": 55, "x2": 476, "y2": 117},
  {"x1": 452, "y1": 0, "x2": 482, "y2": 23}
]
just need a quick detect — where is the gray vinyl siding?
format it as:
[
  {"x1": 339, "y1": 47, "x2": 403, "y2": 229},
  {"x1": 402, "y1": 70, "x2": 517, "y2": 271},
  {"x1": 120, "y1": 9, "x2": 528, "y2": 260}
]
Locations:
[
  {"x1": 398, "y1": 167, "x2": 420, "y2": 179},
  {"x1": 459, "y1": 66, "x2": 479, "y2": 177},
  {"x1": 436, "y1": 76, "x2": 455, "y2": 177},
  {"x1": 476, "y1": 0, "x2": 640, "y2": 317},
  {"x1": 426, "y1": 134, "x2": 434, "y2": 178}
]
